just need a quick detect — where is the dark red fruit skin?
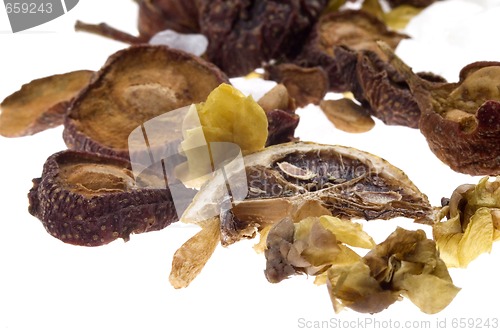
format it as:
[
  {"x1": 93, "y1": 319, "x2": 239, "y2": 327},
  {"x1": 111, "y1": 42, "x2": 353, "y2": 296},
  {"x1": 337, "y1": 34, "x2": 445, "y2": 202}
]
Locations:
[
  {"x1": 420, "y1": 100, "x2": 500, "y2": 176},
  {"x1": 28, "y1": 150, "x2": 178, "y2": 246}
]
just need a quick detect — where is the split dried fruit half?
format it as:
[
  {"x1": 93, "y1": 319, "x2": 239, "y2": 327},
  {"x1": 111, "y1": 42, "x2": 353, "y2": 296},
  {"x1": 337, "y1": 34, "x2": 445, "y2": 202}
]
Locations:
[
  {"x1": 28, "y1": 150, "x2": 178, "y2": 246},
  {"x1": 434, "y1": 177, "x2": 500, "y2": 267},
  {"x1": 382, "y1": 43, "x2": 500, "y2": 175},
  {"x1": 63, "y1": 45, "x2": 229, "y2": 159},
  {"x1": 182, "y1": 141, "x2": 434, "y2": 246},
  {"x1": 0, "y1": 70, "x2": 93, "y2": 137}
]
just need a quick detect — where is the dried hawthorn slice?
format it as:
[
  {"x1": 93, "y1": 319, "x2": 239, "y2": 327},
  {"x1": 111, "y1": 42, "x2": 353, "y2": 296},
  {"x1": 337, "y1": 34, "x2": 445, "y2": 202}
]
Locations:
[
  {"x1": 382, "y1": 43, "x2": 500, "y2": 175},
  {"x1": 299, "y1": 10, "x2": 408, "y2": 92},
  {"x1": 0, "y1": 70, "x2": 93, "y2": 137},
  {"x1": 182, "y1": 142, "x2": 433, "y2": 246},
  {"x1": 63, "y1": 45, "x2": 229, "y2": 159},
  {"x1": 28, "y1": 150, "x2": 177, "y2": 246}
]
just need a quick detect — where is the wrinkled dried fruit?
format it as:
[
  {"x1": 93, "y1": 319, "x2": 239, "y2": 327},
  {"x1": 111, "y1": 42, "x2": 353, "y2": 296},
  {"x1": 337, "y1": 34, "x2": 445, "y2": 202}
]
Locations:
[
  {"x1": 299, "y1": 10, "x2": 408, "y2": 92},
  {"x1": 381, "y1": 43, "x2": 500, "y2": 175},
  {"x1": 63, "y1": 45, "x2": 229, "y2": 159},
  {"x1": 169, "y1": 217, "x2": 220, "y2": 288},
  {"x1": 329, "y1": 228, "x2": 460, "y2": 314},
  {"x1": 0, "y1": 70, "x2": 93, "y2": 137},
  {"x1": 28, "y1": 150, "x2": 178, "y2": 246},
  {"x1": 434, "y1": 177, "x2": 500, "y2": 267},
  {"x1": 320, "y1": 98, "x2": 375, "y2": 133},
  {"x1": 182, "y1": 141, "x2": 433, "y2": 246},
  {"x1": 198, "y1": 0, "x2": 328, "y2": 77}
]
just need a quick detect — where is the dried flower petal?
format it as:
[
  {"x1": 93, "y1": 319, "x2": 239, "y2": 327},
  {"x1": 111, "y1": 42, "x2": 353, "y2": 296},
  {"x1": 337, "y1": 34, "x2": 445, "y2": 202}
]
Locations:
[
  {"x1": 434, "y1": 177, "x2": 500, "y2": 267},
  {"x1": 318, "y1": 215, "x2": 375, "y2": 249},
  {"x1": 328, "y1": 227, "x2": 459, "y2": 314}
]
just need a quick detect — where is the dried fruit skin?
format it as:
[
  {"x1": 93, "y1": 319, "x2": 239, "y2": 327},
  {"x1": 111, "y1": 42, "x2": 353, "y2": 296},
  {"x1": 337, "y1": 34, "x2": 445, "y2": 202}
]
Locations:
[
  {"x1": 0, "y1": 70, "x2": 93, "y2": 137},
  {"x1": 28, "y1": 150, "x2": 177, "y2": 246},
  {"x1": 383, "y1": 45, "x2": 500, "y2": 175},
  {"x1": 63, "y1": 45, "x2": 229, "y2": 160},
  {"x1": 198, "y1": 0, "x2": 328, "y2": 77}
]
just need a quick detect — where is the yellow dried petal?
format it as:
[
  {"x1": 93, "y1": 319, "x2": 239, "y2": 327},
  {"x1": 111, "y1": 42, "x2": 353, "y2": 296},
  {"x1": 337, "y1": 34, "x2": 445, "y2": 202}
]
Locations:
[
  {"x1": 253, "y1": 224, "x2": 272, "y2": 254},
  {"x1": 319, "y1": 215, "x2": 375, "y2": 249},
  {"x1": 458, "y1": 207, "x2": 494, "y2": 267},
  {"x1": 169, "y1": 218, "x2": 221, "y2": 289},
  {"x1": 400, "y1": 274, "x2": 461, "y2": 314},
  {"x1": 435, "y1": 233, "x2": 462, "y2": 268},
  {"x1": 198, "y1": 83, "x2": 268, "y2": 155}
]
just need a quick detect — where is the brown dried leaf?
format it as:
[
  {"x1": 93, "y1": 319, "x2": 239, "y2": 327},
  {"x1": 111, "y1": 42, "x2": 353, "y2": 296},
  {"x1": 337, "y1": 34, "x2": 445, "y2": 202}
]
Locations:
[
  {"x1": 0, "y1": 70, "x2": 93, "y2": 137},
  {"x1": 320, "y1": 99, "x2": 375, "y2": 133},
  {"x1": 169, "y1": 217, "x2": 221, "y2": 289}
]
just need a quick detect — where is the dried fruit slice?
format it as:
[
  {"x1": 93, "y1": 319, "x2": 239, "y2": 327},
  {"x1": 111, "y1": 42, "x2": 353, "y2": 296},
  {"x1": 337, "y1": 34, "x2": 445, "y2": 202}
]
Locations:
[
  {"x1": 0, "y1": 70, "x2": 93, "y2": 137},
  {"x1": 382, "y1": 43, "x2": 500, "y2": 175},
  {"x1": 182, "y1": 141, "x2": 433, "y2": 245},
  {"x1": 63, "y1": 45, "x2": 229, "y2": 159},
  {"x1": 320, "y1": 98, "x2": 375, "y2": 133},
  {"x1": 28, "y1": 150, "x2": 178, "y2": 246}
]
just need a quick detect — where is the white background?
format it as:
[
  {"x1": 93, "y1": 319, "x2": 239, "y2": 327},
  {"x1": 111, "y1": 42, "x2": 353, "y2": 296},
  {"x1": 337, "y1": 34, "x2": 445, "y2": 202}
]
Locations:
[{"x1": 1, "y1": 1, "x2": 500, "y2": 331}]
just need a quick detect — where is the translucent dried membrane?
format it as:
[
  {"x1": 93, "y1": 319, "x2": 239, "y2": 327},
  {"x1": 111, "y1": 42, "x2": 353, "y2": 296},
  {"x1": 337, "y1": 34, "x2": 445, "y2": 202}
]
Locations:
[
  {"x1": 328, "y1": 227, "x2": 460, "y2": 314},
  {"x1": 434, "y1": 177, "x2": 500, "y2": 268}
]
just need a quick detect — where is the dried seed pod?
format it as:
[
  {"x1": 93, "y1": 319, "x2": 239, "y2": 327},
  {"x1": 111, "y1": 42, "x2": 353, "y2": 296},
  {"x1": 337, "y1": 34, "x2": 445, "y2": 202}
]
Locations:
[
  {"x1": 63, "y1": 45, "x2": 229, "y2": 159},
  {"x1": 299, "y1": 10, "x2": 408, "y2": 92},
  {"x1": 182, "y1": 141, "x2": 433, "y2": 245},
  {"x1": 28, "y1": 150, "x2": 179, "y2": 246},
  {"x1": 382, "y1": 43, "x2": 500, "y2": 175},
  {"x1": 0, "y1": 70, "x2": 93, "y2": 137},
  {"x1": 198, "y1": 0, "x2": 328, "y2": 77}
]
